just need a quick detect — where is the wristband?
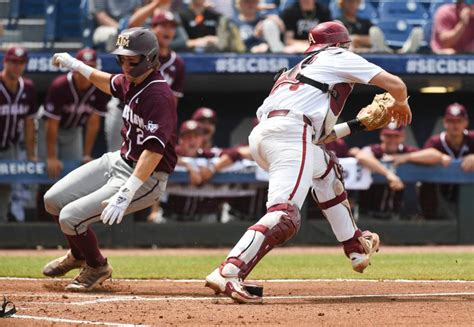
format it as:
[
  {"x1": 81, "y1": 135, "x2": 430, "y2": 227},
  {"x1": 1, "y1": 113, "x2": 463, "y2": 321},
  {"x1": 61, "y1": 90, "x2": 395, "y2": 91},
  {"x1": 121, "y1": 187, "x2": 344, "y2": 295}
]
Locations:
[
  {"x1": 122, "y1": 174, "x2": 144, "y2": 194},
  {"x1": 347, "y1": 118, "x2": 366, "y2": 134},
  {"x1": 76, "y1": 62, "x2": 94, "y2": 79},
  {"x1": 333, "y1": 123, "x2": 351, "y2": 139}
]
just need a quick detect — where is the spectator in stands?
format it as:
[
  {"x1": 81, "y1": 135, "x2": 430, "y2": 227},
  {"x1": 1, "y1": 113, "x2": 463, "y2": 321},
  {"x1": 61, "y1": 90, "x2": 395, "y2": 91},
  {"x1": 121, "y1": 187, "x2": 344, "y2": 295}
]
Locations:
[
  {"x1": 0, "y1": 46, "x2": 37, "y2": 222},
  {"x1": 431, "y1": 0, "x2": 474, "y2": 54},
  {"x1": 191, "y1": 107, "x2": 218, "y2": 151},
  {"x1": 280, "y1": 0, "x2": 332, "y2": 54},
  {"x1": 178, "y1": 0, "x2": 245, "y2": 52},
  {"x1": 127, "y1": 0, "x2": 188, "y2": 51},
  {"x1": 90, "y1": 0, "x2": 143, "y2": 51},
  {"x1": 336, "y1": 0, "x2": 422, "y2": 54},
  {"x1": 233, "y1": 0, "x2": 285, "y2": 53},
  {"x1": 36, "y1": 49, "x2": 110, "y2": 221},
  {"x1": 419, "y1": 103, "x2": 474, "y2": 220}
]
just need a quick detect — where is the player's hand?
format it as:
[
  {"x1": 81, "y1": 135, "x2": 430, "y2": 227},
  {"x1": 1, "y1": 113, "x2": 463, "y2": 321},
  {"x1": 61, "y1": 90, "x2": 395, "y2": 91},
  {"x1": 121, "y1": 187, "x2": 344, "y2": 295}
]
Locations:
[
  {"x1": 47, "y1": 158, "x2": 63, "y2": 179},
  {"x1": 461, "y1": 154, "x2": 474, "y2": 172},
  {"x1": 459, "y1": 6, "x2": 471, "y2": 26},
  {"x1": 440, "y1": 154, "x2": 452, "y2": 167},
  {"x1": 390, "y1": 153, "x2": 408, "y2": 167},
  {"x1": 386, "y1": 171, "x2": 404, "y2": 191},
  {"x1": 100, "y1": 187, "x2": 135, "y2": 225},
  {"x1": 82, "y1": 155, "x2": 93, "y2": 164},
  {"x1": 52, "y1": 53, "x2": 81, "y2": 71},
  {"x1": 188, "y1": 167, "x2": 203, "y2": 186},
  {"x1": 200, "y1": 165, "x2": 215, "y2": 183},
  {"x1": 388, "y1": 102, "x2": 412, "y2": 127}
]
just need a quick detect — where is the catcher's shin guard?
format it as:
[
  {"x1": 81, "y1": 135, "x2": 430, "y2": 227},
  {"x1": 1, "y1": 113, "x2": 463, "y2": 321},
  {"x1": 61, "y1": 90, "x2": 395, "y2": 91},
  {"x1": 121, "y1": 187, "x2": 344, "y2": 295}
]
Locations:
[
  {"x1": 220, "y1": 203, "x2": 301, "y2": 280},
  {"x1": 311, "y1": 148, "x2": 357, "y2": 242}
]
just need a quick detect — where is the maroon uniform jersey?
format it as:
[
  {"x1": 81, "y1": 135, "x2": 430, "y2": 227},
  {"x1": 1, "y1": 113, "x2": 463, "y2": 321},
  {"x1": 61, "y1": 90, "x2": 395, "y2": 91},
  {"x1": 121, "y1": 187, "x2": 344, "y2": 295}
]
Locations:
[
  {"x1": 358, "y1": 143, "x2": 418, "y2": 218},
  {"x1": 0, "y1": 76, "x2": 37, "y2": 149},
  {"x1": 43, "y1": 72, "x2": 111, "y2": 128},
  {"x1": 424, "y1": 131, "x2": 474, "y2": 158},
  {"x1": 110, "y1": 70, "x2": 177, "y2": 174},
  {"x1": 159, "y1": 51, "x2": 185, "y2": 99}
]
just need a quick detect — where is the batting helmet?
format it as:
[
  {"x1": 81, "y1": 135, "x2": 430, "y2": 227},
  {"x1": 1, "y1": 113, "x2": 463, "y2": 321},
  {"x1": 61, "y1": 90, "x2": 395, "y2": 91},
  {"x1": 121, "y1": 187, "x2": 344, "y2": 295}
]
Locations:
[
  {"x1": 111, "y1": 27, "x2": 160, "y2": 77},
  {"x1": 304, "y1": 21, "x2": 351, "y2": 54}
]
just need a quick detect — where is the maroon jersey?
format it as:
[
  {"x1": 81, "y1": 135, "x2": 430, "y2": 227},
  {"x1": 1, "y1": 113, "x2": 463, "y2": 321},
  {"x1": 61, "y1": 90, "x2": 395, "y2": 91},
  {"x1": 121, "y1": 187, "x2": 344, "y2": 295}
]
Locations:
[
  {"x1": 424, "y1": 131, "x2": 474, "y2": 158},
  {"x1": 0, "y1": 76, "x2": 37, "y2": 149},
  {"x1": 43, "y1": 73, "x2": 111, "y2": 128},
  {"x1": 110, "y1": 70, "x2": 177, "y2": 174},
  {"x1": 359, "y1": 143, "x2": 418, "y2": 218},
  {"x1": 159, "y1": 51, "x2": 185, "y2": 98}
]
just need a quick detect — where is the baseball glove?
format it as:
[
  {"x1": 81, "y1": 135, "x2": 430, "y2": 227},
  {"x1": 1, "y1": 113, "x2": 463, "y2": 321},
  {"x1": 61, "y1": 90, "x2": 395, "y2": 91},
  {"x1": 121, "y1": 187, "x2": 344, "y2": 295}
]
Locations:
[{"x1": 356, "y1": 92, "x2": 394, "y2": 131}]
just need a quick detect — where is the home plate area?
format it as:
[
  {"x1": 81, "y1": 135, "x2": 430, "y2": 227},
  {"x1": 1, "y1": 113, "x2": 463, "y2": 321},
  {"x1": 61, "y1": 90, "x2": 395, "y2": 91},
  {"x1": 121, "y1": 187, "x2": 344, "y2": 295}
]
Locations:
[{"x1": 1, "y1": 278, "x2": 473, "y2": 326}]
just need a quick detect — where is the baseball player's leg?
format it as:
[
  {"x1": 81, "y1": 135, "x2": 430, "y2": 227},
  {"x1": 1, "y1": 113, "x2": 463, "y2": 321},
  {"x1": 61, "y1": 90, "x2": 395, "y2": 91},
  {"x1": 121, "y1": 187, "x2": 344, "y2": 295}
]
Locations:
[
  {"x1": 104, "y1": 98, "x2": 123, "y2": 152},
  {"x1": 0, "y1": 148, "x2": 16, "y2": 221},
  {"x1": 311, "y1": 145, "x2": 379, "y2": 273},
  {"x1": 206, "y1": 119, "x2": 313, "y2": 303}
]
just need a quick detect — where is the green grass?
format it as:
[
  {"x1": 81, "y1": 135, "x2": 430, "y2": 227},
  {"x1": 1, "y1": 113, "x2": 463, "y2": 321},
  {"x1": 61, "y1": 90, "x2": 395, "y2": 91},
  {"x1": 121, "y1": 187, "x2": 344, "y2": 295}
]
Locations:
[{"x1": 0, "y1": 253, "x2": 473, "y2": 280}]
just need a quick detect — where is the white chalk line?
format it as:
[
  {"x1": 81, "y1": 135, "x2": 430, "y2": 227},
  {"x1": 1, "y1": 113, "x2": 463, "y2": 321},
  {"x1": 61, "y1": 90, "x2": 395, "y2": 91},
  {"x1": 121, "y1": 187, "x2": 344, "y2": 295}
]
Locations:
[
  {"x1": 11, "y1": 314, "x2": 147, "y2": 326},
  {"x1": 1, "y1": 276, "x2": 474, "y2": 283}
]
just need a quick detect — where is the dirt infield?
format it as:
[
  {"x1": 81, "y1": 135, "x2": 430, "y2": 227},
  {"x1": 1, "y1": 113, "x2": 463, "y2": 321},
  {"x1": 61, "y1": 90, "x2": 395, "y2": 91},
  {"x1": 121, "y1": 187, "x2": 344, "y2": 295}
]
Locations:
[{"x1": 1, "y1": 247, "x2": 474, "y2": 326}]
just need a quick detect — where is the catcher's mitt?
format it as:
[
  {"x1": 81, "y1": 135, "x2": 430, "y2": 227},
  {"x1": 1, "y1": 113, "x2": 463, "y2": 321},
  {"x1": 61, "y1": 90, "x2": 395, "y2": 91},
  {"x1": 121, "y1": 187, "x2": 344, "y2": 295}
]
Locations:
[{"x1": 357, "y1": 92, "x2": 394, "y2": 131}]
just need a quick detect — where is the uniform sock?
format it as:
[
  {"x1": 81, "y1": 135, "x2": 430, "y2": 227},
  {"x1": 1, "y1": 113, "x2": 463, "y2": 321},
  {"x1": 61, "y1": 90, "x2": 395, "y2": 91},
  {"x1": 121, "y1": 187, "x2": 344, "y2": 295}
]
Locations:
[
  {"x1": 52, "y1": 215, "x2": 85, "y2": 260},
  {"x1": 69, "y1": 230, "x2": 106, "y2": 268}
]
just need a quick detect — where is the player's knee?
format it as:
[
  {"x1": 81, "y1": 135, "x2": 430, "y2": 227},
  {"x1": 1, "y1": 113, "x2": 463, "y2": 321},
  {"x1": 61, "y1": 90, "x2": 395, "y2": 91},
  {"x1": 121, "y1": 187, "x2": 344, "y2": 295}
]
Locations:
[
  {"x1": 58, "y1": 205, "x2": 78, "y2": 235},
  {"x1": 44, "y1": 188, "x2": 61, "y2": 216},
  {"x1": 249, "y1": 203, "x2": 301, "y2": 246}
]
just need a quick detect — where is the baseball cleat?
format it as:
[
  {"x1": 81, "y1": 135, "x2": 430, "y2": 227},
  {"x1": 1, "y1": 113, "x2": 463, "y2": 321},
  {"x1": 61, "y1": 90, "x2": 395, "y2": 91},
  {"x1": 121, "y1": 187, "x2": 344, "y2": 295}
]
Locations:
[
  {"x1": 42, "y1": 250, "x2": 85, "y2": 277},
  {"x1": 65, "y1": 261, "x2": 113, "y2": 291},
  {"x1": 205, "y1": 268, "x2": 263, "y2": 304}
]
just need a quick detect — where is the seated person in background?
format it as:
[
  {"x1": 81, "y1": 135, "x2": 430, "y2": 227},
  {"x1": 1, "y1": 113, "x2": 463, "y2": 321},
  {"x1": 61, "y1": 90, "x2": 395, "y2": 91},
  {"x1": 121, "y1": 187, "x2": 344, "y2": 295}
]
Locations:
[
  {"x1": 233, "y1": 0, "x2": 285, "y2": 53},
  {"x1": 126, "y1": 0, "x2": 188, "y2": 51},
  {"x1": 431, "y1": 0, "x2": 474, "y2": 54},
  {"x1": 419, "y1": 103, "x2": 474, "y2": 220},
  {"x1": 178, "y1": 0, "x2": 245, "y2": 52},
  {"x1": 280, "y1": 0, "x2": 332, "y2": 54},
  {"x1": 336, "y1": 0, "x2": 422, "y2": 54},
  {"x1": 356, "y1": 124, "x2": 416, "y2": 220},
  {"x1": 90, "y1": 0, "x2": 143, "y2": 51}
]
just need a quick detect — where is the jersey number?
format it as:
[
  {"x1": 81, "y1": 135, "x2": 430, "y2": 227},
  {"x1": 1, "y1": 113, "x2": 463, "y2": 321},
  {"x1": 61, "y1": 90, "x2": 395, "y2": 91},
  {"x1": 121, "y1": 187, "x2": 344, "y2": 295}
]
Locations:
[{"x1": 136, "y1": 128, "x2": 144, "y2": 145}]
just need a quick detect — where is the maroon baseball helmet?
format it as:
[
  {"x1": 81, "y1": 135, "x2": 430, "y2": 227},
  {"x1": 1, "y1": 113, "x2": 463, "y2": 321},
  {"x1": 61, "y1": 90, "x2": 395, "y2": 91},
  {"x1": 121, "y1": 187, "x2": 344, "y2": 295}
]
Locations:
[
  {"x1": 444, "y1": 103, "x2": 468, "y2": 120},
  {"x1": 4, "y1": 46, "x2": 28, "y2": 62},
  {"x1": 381, "y1": 122, "x2": 405, "y2": 136},
  {"x1": 192, "y1": 107, "x2": 217, "y2": 124},
  {"x1": 305, "y1": 21, "x2": 351, "y2": 54},
  {"x1": 111, "y1": 27, "x2": 160, "y2": 77}
]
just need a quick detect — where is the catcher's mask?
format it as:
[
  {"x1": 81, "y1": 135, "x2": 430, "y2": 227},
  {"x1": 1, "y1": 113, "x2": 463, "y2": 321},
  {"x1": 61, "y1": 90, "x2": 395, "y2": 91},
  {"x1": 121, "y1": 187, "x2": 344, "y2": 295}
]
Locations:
[
  {"x1": 112, "y1": 27, "x2": 160, "y2": 78},
  {"x1": 305, "y1": 21, "x2": 351, "y2": 54}
]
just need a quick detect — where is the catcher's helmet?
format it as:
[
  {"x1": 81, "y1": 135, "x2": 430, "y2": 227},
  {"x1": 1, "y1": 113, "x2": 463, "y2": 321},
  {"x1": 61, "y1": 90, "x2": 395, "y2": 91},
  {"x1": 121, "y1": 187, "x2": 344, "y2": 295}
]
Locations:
[
  {"x1": 111, "y1": 27, "x2": 159, "y2": 77},
  {"x1": 304, "y1": 21, "x2": 351, "y2": 54}
]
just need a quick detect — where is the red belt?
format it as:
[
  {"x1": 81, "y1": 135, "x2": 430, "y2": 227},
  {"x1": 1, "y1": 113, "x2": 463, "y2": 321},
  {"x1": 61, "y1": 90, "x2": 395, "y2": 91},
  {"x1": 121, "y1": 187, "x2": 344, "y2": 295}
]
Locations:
[{"x1": 267, "y1": 110, "x2": 312, "y2": 126}]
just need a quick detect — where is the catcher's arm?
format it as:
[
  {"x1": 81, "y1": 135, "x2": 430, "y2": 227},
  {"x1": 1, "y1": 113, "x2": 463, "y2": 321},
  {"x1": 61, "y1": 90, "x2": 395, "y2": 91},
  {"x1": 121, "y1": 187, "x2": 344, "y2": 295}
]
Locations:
[{"x1": 317, "y1": 118, "x2": 369, "y2": 144}]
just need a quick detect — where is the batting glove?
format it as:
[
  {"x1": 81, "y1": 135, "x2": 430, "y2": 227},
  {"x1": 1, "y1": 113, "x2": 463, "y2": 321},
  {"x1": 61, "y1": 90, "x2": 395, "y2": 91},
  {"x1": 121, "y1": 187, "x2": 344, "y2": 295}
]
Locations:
[
  {"x1": 101, "y1": 174, "x2": 143, "y2": 225},
  {"x1": 52, "y1": 53, "x2": 94, "y2": 79}
]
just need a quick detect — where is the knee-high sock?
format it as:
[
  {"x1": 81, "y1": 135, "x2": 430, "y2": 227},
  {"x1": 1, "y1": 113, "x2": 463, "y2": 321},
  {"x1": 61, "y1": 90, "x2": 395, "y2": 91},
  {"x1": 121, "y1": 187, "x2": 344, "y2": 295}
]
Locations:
[
  {"x1": 52, "y1": 215, "x2": 84, "y2": 260},
  {"x1": 69, "y1": 229, "x2": 106, "y2": 268}
]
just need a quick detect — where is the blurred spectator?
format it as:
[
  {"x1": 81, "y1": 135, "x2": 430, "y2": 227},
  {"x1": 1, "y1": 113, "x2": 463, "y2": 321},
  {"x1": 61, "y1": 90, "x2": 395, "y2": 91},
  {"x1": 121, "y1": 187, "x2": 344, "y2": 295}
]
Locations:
[
  {"x1": 90, "y1": 0, "x2": 143, "y2": 51},
  {"x1": 36, "y1": 48, "x2": 110, "y2": 221},
  {"x1": 192, "y1": 106, "x2": 218, "y2": 151},
  {"x1": 355, "y1": 124, "x2": 417, "y2": 220},
  {"x1": 280, "y1": 0, "x2": 332, "y2": 54},
  {"x1": 178, "y1": 0, "x2": 245, "y2": 52},
  {"x1": 210, "y1": 0, "x2": 237, "y2": 18},
  {"x1": 0, "y1": 46, "x2": 37, "y2": 222},
  {"x1": 233, "y1": 0, "x2": 285, "y2": 53},
  {"x1": 336, "y1": 0, "x2": 422, "y2": 54},
  {"x1": 127, "y1": 0, "x2": 188, "y2": 50},
  {"x1": 419, "y1": 103, "x2": 474, "y2": 220},
  {"x1": 431, "y1": 0, "x2": 474, "y2": 54}
]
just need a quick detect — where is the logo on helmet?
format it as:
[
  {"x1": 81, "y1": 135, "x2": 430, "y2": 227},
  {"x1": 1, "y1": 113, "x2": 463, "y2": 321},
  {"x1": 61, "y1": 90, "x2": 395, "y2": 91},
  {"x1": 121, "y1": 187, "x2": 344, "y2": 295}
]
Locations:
[
  {"x1": 116, "y1": 34, "x2": 130, "y2": 48},
  {"x1": 308, "y1": 33, "x2": 315, "y2": 45}
]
